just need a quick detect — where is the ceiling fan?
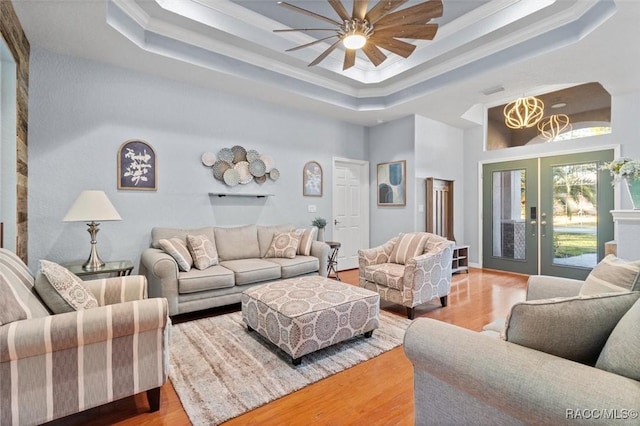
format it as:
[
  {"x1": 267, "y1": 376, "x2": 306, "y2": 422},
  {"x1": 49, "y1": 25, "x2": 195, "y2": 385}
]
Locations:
[{"x1": 274, "y1": 0, "x2": 443, "y2": 70}]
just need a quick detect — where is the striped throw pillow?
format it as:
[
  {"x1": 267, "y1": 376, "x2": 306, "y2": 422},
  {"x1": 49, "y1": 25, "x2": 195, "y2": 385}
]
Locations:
[
  {"x1": 580, "y1": 254, "x2": 640, "y2": 295},
  {"x1": 296, "y1": 227, "x2": 318, "y2": 256},
  {"x1": 159, "y1": 238, "x2": 193, "y2": 272},
  {"x1": 389, "y1": 233, "x2": 428, "y2": 265}
]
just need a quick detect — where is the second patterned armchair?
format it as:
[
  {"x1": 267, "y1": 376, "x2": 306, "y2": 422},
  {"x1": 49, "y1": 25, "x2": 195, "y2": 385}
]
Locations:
[{"x1": 358, "y1": 232, "x2": 454, "y2": 319}]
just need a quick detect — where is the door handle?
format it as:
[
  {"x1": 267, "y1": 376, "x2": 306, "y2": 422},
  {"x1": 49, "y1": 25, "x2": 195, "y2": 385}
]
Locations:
[
  {"x1": 334, "y1": 219, "x2": 340, "y2": 225},
  {"x1": 530, "y1": 220, "x2": 537, "y2": 237},
  {"x1": 540, "y1": 212, "x2": 547, "y2": 237}
]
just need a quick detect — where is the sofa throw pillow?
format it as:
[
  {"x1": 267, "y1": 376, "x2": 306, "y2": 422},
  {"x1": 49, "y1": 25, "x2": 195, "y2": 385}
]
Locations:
[
  {"x1": 186, "y1": 234, "x2": 219, "y2": 270},
  {"x1": 503, "y1": 292, "x2": 640, "y2": 365},
  {"x1": 265, "y1": 231, "x2": 301, "y2": 259},
  {"x1": 0, "y1": 273, "x2": 29, "y2": 325},
  {"x1": 159, "y1": 238, "x2": 193, "y2": 272},
  {"x1": 389, "y1": 233, "x2": 428, "y2": 265},
  {"x1": 296, "y1": 227, "x2": 318, "y2": 256},
  {"x1": 596, "y1": 296, "x2": 640, "y2": 380},
  {"x1": 580, "y1": 254, "x2": 640, "y2": 295},
  {"x1": 36, "y1": 260, "x2": 99, "y2": 313}
]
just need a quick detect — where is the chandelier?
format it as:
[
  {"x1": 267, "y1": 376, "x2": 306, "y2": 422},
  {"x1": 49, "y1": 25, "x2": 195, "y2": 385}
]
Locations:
[
  {"x1": 503, "y1": 96, "x2": 545, "y2": 129},
  {"x1": 537, "y1": 114, "x2": 572, "y2": 141}
]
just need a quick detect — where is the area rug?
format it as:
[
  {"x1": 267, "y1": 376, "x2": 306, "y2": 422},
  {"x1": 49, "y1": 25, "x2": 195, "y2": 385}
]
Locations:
[{"x1": 169, "y1": 310, "x2": 410, "y2": 425}]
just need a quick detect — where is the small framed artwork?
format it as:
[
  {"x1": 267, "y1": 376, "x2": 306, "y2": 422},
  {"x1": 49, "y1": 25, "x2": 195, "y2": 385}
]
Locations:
[
  {"x1": 303, "y1": 161, "x2": 323, "y2": 197},
  {"x1": 117, "y1": 139, "x2": 157, "y2": 191},
  {"x1": 377, "y1": 160, "x2": 406, "y2": 206}
]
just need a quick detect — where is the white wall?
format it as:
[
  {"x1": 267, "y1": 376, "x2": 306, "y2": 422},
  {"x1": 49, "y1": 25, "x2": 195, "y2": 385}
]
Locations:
[
  {"x1": 27, "y1": 49, "x2": 367, "y2": 271},
  {"x1": 367, "y1": 116, "x2": 415, "y2": 247},
  {"x1": 415, "y1": 115, "x2": 465, "y2": 244},
  {"x1": 462, "y1": 90, "x2": 640, "y2": 265}
]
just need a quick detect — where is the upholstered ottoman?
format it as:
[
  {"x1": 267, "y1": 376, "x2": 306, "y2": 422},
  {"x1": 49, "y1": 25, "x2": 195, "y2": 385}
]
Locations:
[{"x1": 241, "y1": 276, "x2": 380, "y2": 365}]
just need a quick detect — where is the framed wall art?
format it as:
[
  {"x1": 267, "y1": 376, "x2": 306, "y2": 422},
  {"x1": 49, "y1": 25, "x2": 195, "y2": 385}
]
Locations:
[
  {"x1": 377, "y1": 160, "x2": 406, "y2": 206},
  {"x1": 303, "y1": 161, "x2": 323, "y2": 196},
  {"x1": 117, "y1": 139, "x2": 157, "y2": 191}
]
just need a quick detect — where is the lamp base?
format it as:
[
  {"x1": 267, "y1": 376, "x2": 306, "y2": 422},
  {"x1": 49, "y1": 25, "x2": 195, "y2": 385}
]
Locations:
[{"x1": 82, "y1": 222, "x2": 106, "y2": 271}]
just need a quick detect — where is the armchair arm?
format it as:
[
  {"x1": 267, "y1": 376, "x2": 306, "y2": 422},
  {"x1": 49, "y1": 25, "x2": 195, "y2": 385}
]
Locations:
[
  {"x1": 402, "y1": 243, "x2": 453, "y2": 305},
  {"x1": 526, "y1": 275, "x2": 584, "y2": 301},
  {"x1": 84, "y1": 275, "x2": 148, "y2": 306},
  {"x1": 358, "y1": 238, "x2": 397, "y2": 272},
  {"x1": 310, "y1": 241, "x2": 329, "y2": 277},
  {"x1": 404, "y1": 318, "x2": 640, "y2": 425},
  {"x1": 139, "y1": 248, "x2": 180, "y2": 316},
  {"x1": 1, "y1": 298, "x2": 168, "y2": 362}
]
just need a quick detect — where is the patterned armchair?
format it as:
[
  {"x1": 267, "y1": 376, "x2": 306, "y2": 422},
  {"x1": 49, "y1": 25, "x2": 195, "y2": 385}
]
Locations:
[
  {"x1": 0, "y1": 248, "x2": 170, "y2": 426},
  {"x1": 358, "y1": 232, "x2": 454, "y2": 319}
]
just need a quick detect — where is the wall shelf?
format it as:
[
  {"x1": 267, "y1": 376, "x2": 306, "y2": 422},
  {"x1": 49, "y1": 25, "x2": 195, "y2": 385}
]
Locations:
[{"x1": 209, "y1": 192, "x2": 273, "y2": 198}]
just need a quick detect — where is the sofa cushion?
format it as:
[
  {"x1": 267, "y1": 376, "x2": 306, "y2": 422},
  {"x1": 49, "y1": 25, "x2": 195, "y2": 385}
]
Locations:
[
  {"x1": 389, "y1": 233, "x2": 428, "y2": 265},
  {"x1": 363, "y1": 263, "x2": 406, "y2": 290},
  {"x1": 296, "y1": 227, "x2": 318, "y2": 256},
  {"x1": 151, "y1": 226, "x2": 215, "y2": 249},
  {"x1": 265, "y1": 231, "x2": 301, "y2": 259},
  {"x1": 36, "y1": 260, "x2": 99, "y2": 313},
  {"x1": 580, "y1": 254, "x2": 640, "y2": 295},
  {"x1": 219, "y1": 259, "x2": 281, "y2": 285},
  {"x1": 503, "y1": 292, "x2": 640, "y2": 365},
  {"x1": 177, "y1": 265, "x2": 235, "y2": 294},
  {"x1": 0, "y1": 249, "x2": 50, "y2": 319},
  {"x1": 264, "y1": 256, "x2": 319, "y2": 278},
  {"x1": 187, "y1": 234, "x2": 219, "y2": 270},
  {"x1": 596, "y1": 298, "x2": 640, "y2": 380},
  {"x1": 0, "y1": 273, "x2": 29, "y2": 325},
  {"x1": 215, "y1": 225, "x2": 261, "y2": 261},
  {"x1": 159, "y1": 238, "x2": 193, "y2": 272},
  {"x1": 257, "y1": 224, "x2": 295, "y2": 258}
]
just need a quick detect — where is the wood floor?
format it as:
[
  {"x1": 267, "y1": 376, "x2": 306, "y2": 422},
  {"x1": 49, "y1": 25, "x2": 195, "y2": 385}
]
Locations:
[{"x1": 46, "y1": 268, "x2": 528, "y2": 426}]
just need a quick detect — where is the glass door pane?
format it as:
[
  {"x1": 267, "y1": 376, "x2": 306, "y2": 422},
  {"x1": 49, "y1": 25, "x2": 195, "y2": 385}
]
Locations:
[
  {"x1": 492, "y1": 169, "x2": 527, "y2": 260},
  {"x1": 551, "y1": 163, "x2": 598, "y2": 268}
]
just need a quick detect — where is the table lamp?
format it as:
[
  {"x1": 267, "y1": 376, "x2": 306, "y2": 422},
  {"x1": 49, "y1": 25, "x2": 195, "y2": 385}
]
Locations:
[{"x1": 63, "y1": 190, "x2": 122, "y2": 271}]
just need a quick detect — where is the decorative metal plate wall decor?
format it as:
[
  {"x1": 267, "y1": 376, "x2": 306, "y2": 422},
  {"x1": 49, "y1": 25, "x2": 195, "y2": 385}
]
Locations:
[
  {"x1": 118, "y1": 139, "x2": 157, "y2": 191},
  {"x1": 203, "y1": 146, "x2": 278, "y2": 186}
]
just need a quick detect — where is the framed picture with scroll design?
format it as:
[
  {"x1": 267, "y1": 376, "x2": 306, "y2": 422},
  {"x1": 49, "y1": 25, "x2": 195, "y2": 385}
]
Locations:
[
  {"x1": 303, "y1": 161, "x2": 323, "y2": 196},
  {"x1": 117, "y1": 139, "x2": 157, "y2": 191}
]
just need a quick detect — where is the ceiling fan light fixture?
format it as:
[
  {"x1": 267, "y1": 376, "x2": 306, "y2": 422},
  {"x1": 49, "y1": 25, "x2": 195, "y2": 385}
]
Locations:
[
  {"x1": 503, "y1": 96, "x2": 545, "y2": 129},
  {"x1": 343, "y1": 33, "x2": 367, "y2": 49}
]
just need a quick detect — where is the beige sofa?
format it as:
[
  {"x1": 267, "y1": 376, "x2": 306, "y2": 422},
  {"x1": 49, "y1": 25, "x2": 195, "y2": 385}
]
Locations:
[
  {"x1": 404, "y1": 274, "x2": 640, "y2": 424},
  {"x1": 0, "y1": 248, "x2": 169, "y2": 426},
  {"x1": 139, "y1": 224, "x2": 329, "y2": 316}
]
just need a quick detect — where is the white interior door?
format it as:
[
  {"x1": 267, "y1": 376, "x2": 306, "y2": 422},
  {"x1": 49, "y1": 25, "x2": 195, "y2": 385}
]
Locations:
[{"x1": 333, "y1": 159, "x2": 369, "y2": 270}]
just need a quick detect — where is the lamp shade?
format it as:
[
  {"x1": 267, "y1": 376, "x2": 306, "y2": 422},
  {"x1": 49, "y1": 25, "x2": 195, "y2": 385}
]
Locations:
[{"x1": 63, "y1": 190, "x2": 122, "y2": 222}]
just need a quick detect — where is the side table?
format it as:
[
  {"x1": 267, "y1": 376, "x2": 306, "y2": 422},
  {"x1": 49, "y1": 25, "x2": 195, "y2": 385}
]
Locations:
[
  {"x1": 62, "y1": 260, "x2": 134, "y2": 279},
  {"x1": 326, "y1": 241, "x2": 341, "y2": 281}
]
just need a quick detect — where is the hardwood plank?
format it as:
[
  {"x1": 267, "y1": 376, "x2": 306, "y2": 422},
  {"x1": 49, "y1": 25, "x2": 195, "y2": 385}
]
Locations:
[{"x1": 44, "y1": 267, "x2": 527, "y2": 425}]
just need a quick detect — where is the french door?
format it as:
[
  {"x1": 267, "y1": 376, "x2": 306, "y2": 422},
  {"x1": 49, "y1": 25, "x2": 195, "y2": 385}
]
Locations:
[{"x1": 483, "y1": 150, "x2": 614, "y2": 279}]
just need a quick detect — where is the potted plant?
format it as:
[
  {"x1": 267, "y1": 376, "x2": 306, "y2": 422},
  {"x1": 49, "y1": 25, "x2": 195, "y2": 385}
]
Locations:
[
  {"x1": 311, "y1": 217, "x2": 327, "y2": 241},
  {"x1": 601, "y1": 158, "x2": 640, "y2": 209}
]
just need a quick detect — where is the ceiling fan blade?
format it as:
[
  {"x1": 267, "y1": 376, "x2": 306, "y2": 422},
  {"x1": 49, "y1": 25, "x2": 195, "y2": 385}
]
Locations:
[
  {"x1": 309, "y1": 38, "x2": 343, "y2": 66},
  {"x1": 375, "y1": 0, "x2": 443, "y2": 30},
  {"x1": 369, "y1": 37, "x2": 416, "y2": 58},
  {"x1": 352, "y1": 0, "x2": 369, "y2": 21},
  {"x1": 374, "y1": 24, "x2": 438, "y2": 40},
  {"x1": 278, "y1": 1, "x2": 342, "y2": 26},
  {"x1": 343, "y1": 49, "x2": 356, "y2": 70},
  {"x1": 361, "y1": 43, "x2": 387, "y2": 66},
  {"x1": 286, "y1": 35, "x2": 339, "y2": 52},
  {"x1": 274, "y1": 28, "x2": 339, "y2": 32},
  {"x1": 328, "y1": 0, "x2": 350, "y2": 21},
  {"x1": 366, "y1": 0, "x2": 409, "y2": 24}
]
